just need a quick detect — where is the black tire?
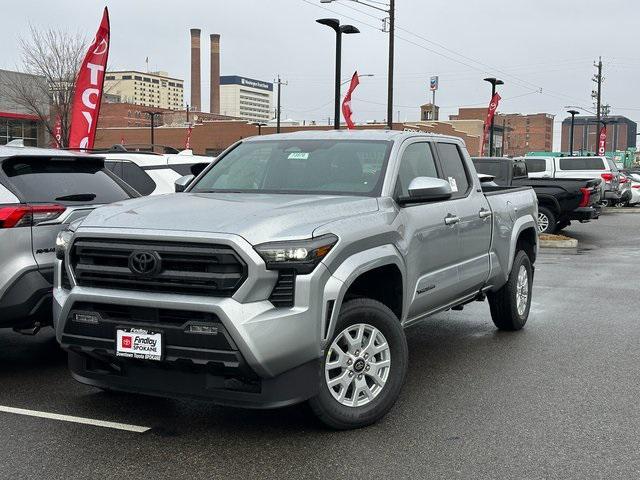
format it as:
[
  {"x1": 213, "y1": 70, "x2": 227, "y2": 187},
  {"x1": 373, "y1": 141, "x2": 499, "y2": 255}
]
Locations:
[
  {"x1": 487, "y1": 250, "x2": 533, "y2": 331},
  {"x1": 309, "y1": 298, "x2": 408, "y2": 430},
  {"x1": 537, "y1": 206, "x2": 556, "y2": 234}
]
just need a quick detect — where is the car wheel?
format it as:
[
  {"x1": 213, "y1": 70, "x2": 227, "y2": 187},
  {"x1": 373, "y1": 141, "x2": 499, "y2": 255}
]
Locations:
[
  {"x1": 537, "y1": 207, "x2": 556, "y2": 234},
  {"x1": 487, "y1": 250, "x2": 533, "y2": 331},
  {"x1": 309, "y1": 298, "x2": 408, "y2": 430},
  {"x1": 600, "y1": 199, "x2": 610, "y2": 208}
]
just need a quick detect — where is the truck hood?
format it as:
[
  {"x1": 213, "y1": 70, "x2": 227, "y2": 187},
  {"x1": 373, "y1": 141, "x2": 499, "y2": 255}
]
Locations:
[{"x1": 79, "y1": 192, "x2": 379, "y2": 244}]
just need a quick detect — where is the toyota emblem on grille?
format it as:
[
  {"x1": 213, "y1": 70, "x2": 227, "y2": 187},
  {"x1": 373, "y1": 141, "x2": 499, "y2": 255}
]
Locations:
[{"x1": 128, "y1": 251, "x2": 161, "y2": 276}]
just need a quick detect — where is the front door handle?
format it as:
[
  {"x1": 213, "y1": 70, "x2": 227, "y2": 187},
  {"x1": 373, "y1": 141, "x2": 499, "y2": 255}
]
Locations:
[
  {"x1": 444, "y1": 214, "x2": 460, "y2": 226},
  {"x1": 479, "y1": 209, "x2": 493, "y2": 219}
]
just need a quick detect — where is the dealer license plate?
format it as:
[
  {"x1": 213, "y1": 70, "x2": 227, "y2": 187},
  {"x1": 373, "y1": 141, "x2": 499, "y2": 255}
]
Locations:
[{"x1": 116, "y1": 328, "x2": 163, "y2": 361}]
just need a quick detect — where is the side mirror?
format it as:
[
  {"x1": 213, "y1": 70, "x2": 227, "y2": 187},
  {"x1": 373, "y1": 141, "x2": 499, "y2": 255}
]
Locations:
[
  {"x1": 478, "y1": 173, "x2": 496, "y2": 184},
  {"x1": 400, "y1": 177, "x2": 452, "y2": 204},
  {"x1": 174, "y1": 174, "x2": 195, "y2": 192}
]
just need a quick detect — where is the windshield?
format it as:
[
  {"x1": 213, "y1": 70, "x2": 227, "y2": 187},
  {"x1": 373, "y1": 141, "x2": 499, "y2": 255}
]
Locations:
[{"x1": 191, "y1": 139, "x2": 392, "y2": 196}]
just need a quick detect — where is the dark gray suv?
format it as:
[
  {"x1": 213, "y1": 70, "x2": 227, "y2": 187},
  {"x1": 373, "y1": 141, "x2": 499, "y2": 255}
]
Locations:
[{"x1": 0, "y1": 146, "x2": 137, "y2": 333}]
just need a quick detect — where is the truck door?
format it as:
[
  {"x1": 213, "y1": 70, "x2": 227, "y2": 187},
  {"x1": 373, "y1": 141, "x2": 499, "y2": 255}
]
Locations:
[
  {"x1": 435, "y1": 142, "x2": 492, "y2": 296},
  {"x1": 393, "y1": 141, "x2": 463, "y2": 319}
]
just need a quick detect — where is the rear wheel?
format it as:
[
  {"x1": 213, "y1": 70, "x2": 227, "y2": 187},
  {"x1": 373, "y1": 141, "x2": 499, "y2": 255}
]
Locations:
[
  {"x1": 537, "y1": 206, "x2": 556, "y2": 234},
  {"x1": 309, "y1": 298, "x2": 408, "y2": 430},
  {"x1": 488, "y1": 250, "x2": 533, "y2": 331}
]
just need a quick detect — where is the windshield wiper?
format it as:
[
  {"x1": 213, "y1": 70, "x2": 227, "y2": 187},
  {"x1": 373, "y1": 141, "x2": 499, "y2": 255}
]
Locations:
[{"x1": 54, "y1": 193, "x2": 97, "y2": 202}]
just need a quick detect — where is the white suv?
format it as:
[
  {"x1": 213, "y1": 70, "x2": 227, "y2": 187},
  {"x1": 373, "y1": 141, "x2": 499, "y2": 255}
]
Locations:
[{"x1": 96, "y1": 148, "x2": 213, "y2": 195}]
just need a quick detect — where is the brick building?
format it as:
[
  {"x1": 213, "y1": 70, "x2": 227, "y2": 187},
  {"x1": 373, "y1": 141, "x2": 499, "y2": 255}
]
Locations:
[
  {"x1": 96, "y1": 102, "x2": 238, "y2": 129},
  {"x1": 95, "y1": 121, "x2": 483, "y2": 157},
  {"x1": 449, "y1": 107, "x2": 554, "y2": 156},
  {"x1": 560, "y1": 115, "x2": 637, "y2": 154}
]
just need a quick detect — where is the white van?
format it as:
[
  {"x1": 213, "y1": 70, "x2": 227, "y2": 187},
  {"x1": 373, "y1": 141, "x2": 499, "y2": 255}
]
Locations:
[
  {"x1": 519, "y1": 156, "x2": 621, "y2": 206},
  {"x1": 95, "y1": 148, "x2": 213, "y2": 195}
]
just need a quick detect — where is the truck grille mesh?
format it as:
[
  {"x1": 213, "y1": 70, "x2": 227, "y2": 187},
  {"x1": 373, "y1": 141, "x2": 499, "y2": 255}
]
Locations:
[{"x1": 70, "y1": 238, "x2": 247, "y2": 297}]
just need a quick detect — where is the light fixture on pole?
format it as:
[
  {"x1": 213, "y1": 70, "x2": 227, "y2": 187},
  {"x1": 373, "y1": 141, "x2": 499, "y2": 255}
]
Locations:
[
  {"x1": 320, "y1": 0, "x2": 394, "y2": 130},
  {"x1": 483, "y1": 77, "x2": 504, "y2": 156},
  {"x1": 567, "y1": 110, "x2": 579, "y2": 156},
  {"x1": 316, "y1": 18, "x2": 360, "y2": 130}
]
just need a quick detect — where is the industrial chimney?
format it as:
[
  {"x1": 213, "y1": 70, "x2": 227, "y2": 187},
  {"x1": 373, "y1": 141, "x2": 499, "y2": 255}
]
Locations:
[
  {"x1": 190, "y1": 28, "x2": 201, "y2": 112},
  {"x1": 210, "y1": 34, "x2": 221, "y2": 114}
]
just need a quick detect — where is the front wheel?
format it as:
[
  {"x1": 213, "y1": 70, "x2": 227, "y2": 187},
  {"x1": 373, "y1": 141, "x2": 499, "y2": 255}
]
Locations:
[
  {"x1": 309, "y1": 298, "x2": 408, "y2": 430},
  {"x1": 487, "y1": 250, "x2": 533, "y2": 331}
]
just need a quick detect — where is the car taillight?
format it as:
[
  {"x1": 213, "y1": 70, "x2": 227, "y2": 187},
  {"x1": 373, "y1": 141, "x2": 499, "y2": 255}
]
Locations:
[
  {"x1": 620, "y1": 176, "x2": 628, "y2": 184},
  {"x1": 578, "y1": 187, "x2": 591, "y2": 208},
  {"x1": 632, "y1": 185, "x2": 640, "y2": 189},
  {"x1": 0, "y1": 204, "x2": 65, "y2": 228},
  {"x1": 601, "y1": 173, "x2": 613, "y2": 183}
]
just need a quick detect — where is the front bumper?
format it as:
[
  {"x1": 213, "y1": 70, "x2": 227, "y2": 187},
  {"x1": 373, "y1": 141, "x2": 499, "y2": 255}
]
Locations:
[
  {"x1": 68, "y1": 350, "x2": 321, "y2": 409},
  {"x1": 54, "y1": 227, "x2": 343, "y2": 405}
]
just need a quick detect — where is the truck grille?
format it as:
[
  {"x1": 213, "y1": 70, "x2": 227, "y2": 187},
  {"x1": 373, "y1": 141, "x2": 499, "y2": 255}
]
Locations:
[{"x1": 70, "y1": 238, "x2": 247, "y2": 297}]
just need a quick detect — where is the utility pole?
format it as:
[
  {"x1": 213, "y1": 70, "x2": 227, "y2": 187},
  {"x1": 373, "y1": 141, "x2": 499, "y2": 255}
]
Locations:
[
  {"x1": 274, "y1": 75, "x2": 288, "y2": 134},
  {"x1": 387, "y1": 0, "x2": 395, "y2": 130},
  {"x1": 593, "y1": 57, "x2": 603, "y2": 153}
]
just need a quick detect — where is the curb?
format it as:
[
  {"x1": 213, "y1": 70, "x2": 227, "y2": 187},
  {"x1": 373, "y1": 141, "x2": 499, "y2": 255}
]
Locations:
[
  {"x1": 539, "y1": 238, "x2": 578, "y2": 249},
  {"x1": 604, "y1": 207, "x2": 640, "y2": 214}
]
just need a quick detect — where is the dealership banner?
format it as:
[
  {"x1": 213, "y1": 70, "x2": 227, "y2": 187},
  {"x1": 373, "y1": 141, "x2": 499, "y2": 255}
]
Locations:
[
  {"x1": 51, "y1": 114, "x2": 62, "y2": 148},
  {"x1": 342, "y1": 71, "x2": 360, "y2": 130},
  {"x1": 480, "y1": 92, "x2": 501, "y2": 156},
  {"x1": 185, "y1": 126, "x2": 192, "y2": 149},
  {"x1": 68, "y1": 7, "x2": 110, "y2": 150},
  {"x1": 597, "y1": 125, "x2": 607, "y2": 155}
]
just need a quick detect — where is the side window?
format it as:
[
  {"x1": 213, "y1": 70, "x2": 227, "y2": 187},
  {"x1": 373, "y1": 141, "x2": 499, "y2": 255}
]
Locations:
[
  {"x1": 104, "y1": 160, "x2": 122, "y2": 179},
  {"x1": 395, "y1": 142, "x2": 439, "y2": 197},
  {"x1": 120, "y1": 160, "x2": 156, "y2": 195},
  {"x1": 436, "y1": 143, "x2": 470, "y2": 197},
  {"x1": 525, "y1": 158, "x2": 546, "y2": 173}
]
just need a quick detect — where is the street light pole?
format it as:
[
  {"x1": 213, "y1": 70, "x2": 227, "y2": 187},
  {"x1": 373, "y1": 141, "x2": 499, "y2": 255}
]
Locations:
[
  {"x1": 567, "y1": 110, "x2": 579, "y2": 156},
  {"x1": 387, "y1": 0, "x2": 395, "y2": 130},
  {"x1": 483, "y1": 77, "x2": 504, "y2": 156},
  {"x1": 319, "y1": 0, "x2": 394, "y2": 129},
  {"x1": 317, "y1": 19, "x2": 360, "y2": 130},
  {"x1": 142, "y1": 111, "x2": 161, "y2": 149}
]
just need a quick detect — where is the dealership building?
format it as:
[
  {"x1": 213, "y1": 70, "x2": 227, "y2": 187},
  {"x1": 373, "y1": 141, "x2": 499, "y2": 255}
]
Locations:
[
  {"x1": 0, "y1": 69, "x2": 48, "y2": 147},
  {"x1": 219, "y1": 76, "x2": 273, "y2": 123}
]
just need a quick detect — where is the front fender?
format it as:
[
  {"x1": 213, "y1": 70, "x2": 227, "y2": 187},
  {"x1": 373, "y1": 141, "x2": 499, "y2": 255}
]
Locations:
[{"x1": 319, "y1": 244, "x2": 406, "y2": 345}]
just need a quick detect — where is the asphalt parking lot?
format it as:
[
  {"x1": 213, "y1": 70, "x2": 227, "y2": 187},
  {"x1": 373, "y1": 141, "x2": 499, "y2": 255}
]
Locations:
[{"x1": 1, "y1": 211, "x2": 639, "y2": 480}]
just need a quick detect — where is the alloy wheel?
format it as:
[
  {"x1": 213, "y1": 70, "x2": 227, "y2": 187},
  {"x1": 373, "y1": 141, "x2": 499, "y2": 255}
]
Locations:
[
  {"x1": 516, "y1": 264, "x2": 529, "y2": 316},
  {"x1": 325, "y1": 323, "x2": 391, "y2": 407},
  {"x1": 537, "y1": 212, "x2": 549, "y2": 233}
]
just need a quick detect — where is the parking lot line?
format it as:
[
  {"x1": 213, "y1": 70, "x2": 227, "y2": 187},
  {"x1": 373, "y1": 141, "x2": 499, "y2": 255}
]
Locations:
[{"x1": 0, "y1": 405, "x2": 150, "y2": 433}]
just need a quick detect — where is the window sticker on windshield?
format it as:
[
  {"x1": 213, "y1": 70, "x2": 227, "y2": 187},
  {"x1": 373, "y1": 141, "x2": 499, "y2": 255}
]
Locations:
[
  {"x1": 288, "y1": 152, "x2": 309, "y2": 160},
  {"x1": 448, "y1": 176, "x2": 458, "y2": 192}
]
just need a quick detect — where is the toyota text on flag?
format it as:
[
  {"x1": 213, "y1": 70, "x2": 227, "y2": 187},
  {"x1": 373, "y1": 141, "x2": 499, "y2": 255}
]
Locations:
[{"x1": 68, "y1": 7, "x2": 110, "y2": 150}]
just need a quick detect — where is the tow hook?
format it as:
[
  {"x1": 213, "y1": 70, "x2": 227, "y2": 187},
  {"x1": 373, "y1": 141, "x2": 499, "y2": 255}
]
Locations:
[{"x1": 13, "y1": 322, "x2": 41, "y2": 336}]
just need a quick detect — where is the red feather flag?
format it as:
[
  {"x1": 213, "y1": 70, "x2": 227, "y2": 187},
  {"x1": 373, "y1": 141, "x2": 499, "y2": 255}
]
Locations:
[
  {"x1": 341, "y1": 71, "x2": 360, "y2": 130},
  {"x1": 68, "y1": 7, "x2": 110, "y2": 149}
]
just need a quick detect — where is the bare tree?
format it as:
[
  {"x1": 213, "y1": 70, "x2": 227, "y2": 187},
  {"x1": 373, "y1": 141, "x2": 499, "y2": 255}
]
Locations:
[{"x1": 0, "y1": 26, "x2": 86, "y2": 147}]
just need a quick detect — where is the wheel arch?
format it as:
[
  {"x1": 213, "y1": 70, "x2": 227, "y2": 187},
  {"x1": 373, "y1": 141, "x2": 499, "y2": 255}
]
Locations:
[{"x1": 322, "y1": 245, "x2": 406, "y2": 343}]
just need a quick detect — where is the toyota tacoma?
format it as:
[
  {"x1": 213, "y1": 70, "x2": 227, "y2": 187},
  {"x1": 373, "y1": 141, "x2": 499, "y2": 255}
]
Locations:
[{"x1": 54, "y1": 130, "x2": 538, "y2": 429}]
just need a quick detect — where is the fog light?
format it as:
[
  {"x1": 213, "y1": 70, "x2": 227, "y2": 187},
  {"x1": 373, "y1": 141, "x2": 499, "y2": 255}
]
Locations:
[
  {"x1": 73, "y1": 312, "x2": 99, "y2": 324},
  {"x1": 186, "y1": 324, "x2": 218, "y2": 335}
]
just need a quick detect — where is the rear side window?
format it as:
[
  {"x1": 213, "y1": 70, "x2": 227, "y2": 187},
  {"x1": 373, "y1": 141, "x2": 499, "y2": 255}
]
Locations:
[
  {"x1": 513, "y1": 162, "x2": 527, "y2": 178},
  {"x1": 525, "y1": 158, "x2": 546, "y2": 173},
  {"x1": 105, "y1": 159, "x2": 156, "y2": 195},
  {"x1": 472, "y1": 161, "x2": 504, "y2": 183},
  {"x1": 395, "y1": 142, "x2": 439, "y2": 197},
  {"x1": 2, "y1": 157, "x2": 132, "y2": 204},
  {"x1": 559, "y1": 158, "x2": 605, "y2": 171},
  {"x1": 436, "y1": 143, "x2": 470, "y2": 196}
]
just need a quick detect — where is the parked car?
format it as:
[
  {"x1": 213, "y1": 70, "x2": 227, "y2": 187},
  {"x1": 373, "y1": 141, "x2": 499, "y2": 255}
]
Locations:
[
  {"x1": 0, "y1": 146, "x2": 138, "y2": 333},
  {"x1": 54, "y1": 130, "x2": 538, "y2": 429},
  {"x1": 522, "y1": 155, "x2": 621, "y2": 207},
  {"x1": 92, "y1": 146, "x2": 213, "y2": 195},
  {"x1": 473, "y1": 157, "x2": 601, "y2": 234}
]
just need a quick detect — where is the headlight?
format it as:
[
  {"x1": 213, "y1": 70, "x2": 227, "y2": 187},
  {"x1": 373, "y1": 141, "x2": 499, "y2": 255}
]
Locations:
[
  {"x1": 55, "y1": 229, "x2": 73, "y2": 260},
  {"x1": 254, "y1": 234, "x2": 338, "y2": 274}
]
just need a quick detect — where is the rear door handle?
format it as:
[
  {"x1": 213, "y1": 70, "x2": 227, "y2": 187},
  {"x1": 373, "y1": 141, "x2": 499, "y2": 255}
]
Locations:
[
  {"x1": 479, "y1": 209, "x2": 492, "y2": 219},
  {"x1": 444, "y1": 214, "x2": 460, "y2": 226}
]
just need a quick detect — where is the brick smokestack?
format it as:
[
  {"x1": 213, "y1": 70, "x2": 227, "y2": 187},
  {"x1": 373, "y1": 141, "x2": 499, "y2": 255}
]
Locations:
[
  {"x1": 210, "y1": 34, "x2": 221, "y2": 114},
  {"x1": 190, "y1": 28, "x2": 201, "y2": 112}
]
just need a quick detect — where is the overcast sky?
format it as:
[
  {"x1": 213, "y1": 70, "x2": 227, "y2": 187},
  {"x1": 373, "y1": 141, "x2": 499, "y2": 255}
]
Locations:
[{"x1": 3, "y1": 0, "x2": 640, "y2": 149}]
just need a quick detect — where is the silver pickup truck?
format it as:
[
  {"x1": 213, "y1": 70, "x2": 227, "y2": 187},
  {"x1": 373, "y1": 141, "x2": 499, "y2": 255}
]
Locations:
[{"x1": 54, "y1": 130, "x2": 538, "y2": 429}]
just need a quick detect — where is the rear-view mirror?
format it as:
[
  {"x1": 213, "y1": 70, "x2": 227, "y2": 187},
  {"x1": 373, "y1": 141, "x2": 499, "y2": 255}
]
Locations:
[{"x1": 399, "y1": 177, "x2": 452, "y2": 204}]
